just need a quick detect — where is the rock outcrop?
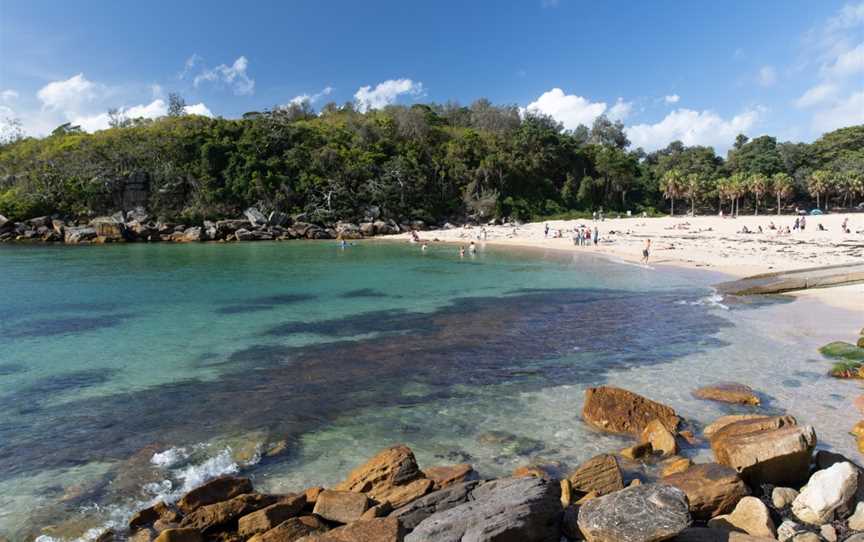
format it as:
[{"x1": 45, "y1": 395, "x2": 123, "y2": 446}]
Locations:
[{"x1": 333, "y1": 445, "x2": 432, "y2": 508}]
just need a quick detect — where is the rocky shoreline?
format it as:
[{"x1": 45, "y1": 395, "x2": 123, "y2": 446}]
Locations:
[
  {"x1": 88, "y1": 385, "x2": 863, "y2": 542},
  {"x1": 0, "y1": 208, "x2": 418, "y2": 245}
]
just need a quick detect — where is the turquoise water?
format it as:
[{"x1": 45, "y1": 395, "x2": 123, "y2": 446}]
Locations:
[{"x1": 0, "y1": 241, "x2": 858, "y2": 540}]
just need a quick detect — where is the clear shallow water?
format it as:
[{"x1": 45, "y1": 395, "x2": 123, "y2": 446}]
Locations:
[{"x1": 0, "y1": 241, "x2": 858, "y2": 540}]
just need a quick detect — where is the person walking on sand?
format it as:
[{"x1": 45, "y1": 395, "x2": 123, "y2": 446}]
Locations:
[
  {"x1": 544, "y1": 223, "x2": 550, "y2": 238},
  {"x1": 593, "y1": 227, "x2": 599, "y2": 246},
  {"x1": 642, "y1": 239, "x2": 651, "y2": 264}
]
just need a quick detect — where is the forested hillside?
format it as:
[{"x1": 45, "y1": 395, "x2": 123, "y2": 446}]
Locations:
[{"x1": 1, "y1": 99, "x2": 862, "y2": 224}]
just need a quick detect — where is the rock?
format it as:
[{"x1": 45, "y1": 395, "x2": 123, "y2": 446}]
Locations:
[
  {"x1": 235, "y1": 228, "x2": 255, "y2": 241},
  {"x1": 304, "y1": 487, "x2": 324, "y2": 507},
  {"x1": 671, "y1": 528, "x2": 776, "y2": 541},
  {"x1": 846, "y1": 535, "x2": 864, "y2": 542},
  {"x1": 777, "y1": 519, "x2": 804, "y2": 541},
  {"x1": 91, "y1": 216, "x2": 127, "y2": 241},
  {"x1": 772, "y1": 487, "x2": 799, "y2": 509},
  {"x1": 424, "y1": 464, "x2": 477, "y2": 489},
  {"x1": 390, "y1": 480, "x2": 480, "y2": 530},
  {"x1": 560, "y1": 479, "x2": 572, "y2": 507},
  {"x1": 578, "y1": 483, "x2": 691, "y2": 542},
  {"x1": 0, "y1": 214, "x2": 11, "y2": 232},
  {"x1": 335, "y1": 222, "x2": 362, "y2": 239},
  {"x1": 662, "y1": 457, "x2": 693, "y2": 477},
  {"x1": 853, "y1": 419, "x2": 864, "y2": 436},
  {"x1": 360, "y1": 501, "x2": 392, "y2": 519},
  {"x1": 694, "y1": 383, "x2": 760, "y2": 406},
  {"x1": 704, "y1": 415, "x2": 770, "y2": 439},
  {"x1": 707, "y1": 496, "x2": 775, "y2": 538},
  {"x1": 621, "y1": 442, "x2": 653, "y2": 460},
  {"x1": 849, "y1": 501, "x2": 864, "y2": 530},
  {"x1": 238, "y1": 495, "x2": 307, "y2": 537},
  {"x1": 333, "y1": 445, "x2": 431, "y2": 508},
  {"x1": 51, "y1": 219, "x2": 65, "y2": 235},
  {"x1": 664, "y1": 463, "x2": 749, "y2": 520},
  {"x1": 820, "y1": 341, "x2": 864, "y2": 362},
  {"x1": 247, "y1": 516, "x2": 328, "y2": 542},
  {"x1": 820, "y1": 524, "x2": 837, "y2": 542},
  {"x1": 582, "y1": 386, "x2": 680, "y2": 435},
  {"x1": 712, "y1": 421, "x2": 816, "y2": 487},
  {"x1": 312, "y1": 490, "x2": 369, "y2": 524},
  {"x1": 359, "y1": 222, "x2": 375, "y2": 236},
  {"x1": 180, "y1": 493, "x2": 276, "y2": 532},
  {"x1": 790, "y1": 534, "x2": 820, "y2": 542},
  {"x1": 153, "y1": 529, "x2": 202, "y2": 542},
  {"x1": 568, "y1": 454, "x2": 624, "y2": 496},
  {"x1": 178, "y1": 227, "x2": 202, "y2": 242},
  {"x1": 268, "y1": 211, "x2": 290, "y2": 227},
  {"x1": 298, "y1": 517, "x2": 404, "y2": 542},
  {"x1": 244, "y1": 208, "x2": 268, "y2": 226},
  {"x1": 64, "y1": 226, "x2": 97, "y2": 244},
  {"x1": 406, "y1": 477, "x2": 562, "y2": 542},
  {"x1": 641, "y1": 419, "x2": 679, "y2": 456},
  {"x1": 792, "y1": 461, "x2": 858, "y2": 524},
  {"x1": 130, "y1": 502, "x2": 179, "y2": 530},
  {"x1": 476, "y1": 430, "x2": 544, "y2": 456},
  {"x1": 562, "y1": 505, "x2": 582, "y2": 541},
  {"x1": 177, "y1": 476, "x2": 253, "y2": 514},
  {"x1": 126, "y1": 207, "x2": 149, "y2": 223},
  {"x1": 512, "y1": 464, "x2": 558, "y2": 480}
]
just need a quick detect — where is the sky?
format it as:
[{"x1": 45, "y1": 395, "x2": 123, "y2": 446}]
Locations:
[{"x1": 1, "y1": 0, "x2": 862, "y2": 153}]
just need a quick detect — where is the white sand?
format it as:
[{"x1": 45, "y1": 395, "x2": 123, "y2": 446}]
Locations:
[{"x1": 397, "y1": 212, "x2": 864, "y2": 311}]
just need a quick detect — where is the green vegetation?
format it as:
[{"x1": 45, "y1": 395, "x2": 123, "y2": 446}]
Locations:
[
  {"x1": 1, "y1": 100, "x2": 862, "y2": 223},
  {"x1": 819, "y1": 341, "x2": 864, "y2": 362}
]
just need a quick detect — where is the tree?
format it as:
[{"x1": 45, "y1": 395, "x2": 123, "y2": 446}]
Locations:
[
  {"x1": 728, "y1": 173, "x2": 748, "y2": 216},
  {"x1": 660, "y1": 169, "x2": 685, "y2": 216},
  {"x1": 837, "y1": 170, "x2": 864, "y2": 208},
  {"x1": 0, "y1": 117, "x2": 24, "y2": 145},
  {"x1": 771, "y1": 172, "x2": 793, "y2": 215},
  {"x1": 684, "y1": 173, "x2": 703, "y2": 215},
  {"x1": 747, "y1": 173, "x2": 769, "y2": 215},
  {"x1": 807, "y1": 170, "x2": 831, "y2": 210},
  {"x1": 589, "y1": 115, "x2": 629, "y2": 149},
  {"x1": 168, "y1": 92, "x2": 187, "y2": 117}
]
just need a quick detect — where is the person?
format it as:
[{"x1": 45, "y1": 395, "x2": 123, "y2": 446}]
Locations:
[
  {"x1": 818, "y1": 223, "x2": 826, "y2": 231},
  {"x1": 585, "y1": 226, "x2": 592, "y2": 246},
  {"x1": 593, "y1": 227, "x2": 599, "y2": 246},
  {"x1": 421, "y1": 242, "x2": 428, "y2": 252},
  {"x1": 481, "y1": 227, "x2": 488, "y2": 241},
  {"x1": 641, "y1": 239, "x2": 651, "y2": 264},
  {"x1": 459, "y1": 246, "x2": 465, "y2": 258},
  {"x1": 758, "y1": 225, "x2": 763, "y2": 233},
  {"x1": 769, "y1": 221, "x2": 776, "y2": 230},
  {"x1": 468, "y1": 241, "x2": 477, "y2": 254},
  {"x1": 842, "y1": 218, "x2": 850, "y2": 233},
  {"x1": 800, "y1": 216, "x2": 806, "y2": 231},
  {"x1": 793, "y1": 217, "x2": 800, "y2": 231},
  {"x1": 544, "y1": 223, "x2": 550, "y2": 238},
  {"x1": 410, "y1": 230, "x2": 420, "y2": 243}
]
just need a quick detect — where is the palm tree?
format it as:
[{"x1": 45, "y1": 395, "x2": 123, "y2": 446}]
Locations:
[
  {"x1": 729, "y1": 173, "x2": 748, "y2": 217},
  {"x1": 808, "y1": 170, "x2": 831, "y2": 210},
  {"x1": 661, "y1": 169, "x2": 685, "y2": 216},
  {"x1": 837, "y1": 170, "x2": 864, "y2": 208},
  {"x1": 684, "y1": 173, "x2": 702, "y2": 216},
  {"x1": 771, "y1": 172, "x2": 793, "y2": 215},
  {"x1": 747, "y1": 173, "x2": 769, "y2": 215}
]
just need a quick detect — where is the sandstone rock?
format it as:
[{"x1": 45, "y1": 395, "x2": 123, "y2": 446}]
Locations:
[
  {"x1": 621, "y1": 442, "x2": 653, "y2": 460},
  {"x1": 512, "y1": 464, "x2": 557, "y2": 479},
  {"x1": 130, "y1": 501, "x2": 179, "y2": 530},
  {"x1": 772, "y1": 487, "x2": 799, "y2": 509},
  {"x1": 662, "y1": 457, "x2": 694, "y2": 477},
  {"x1": 333, "y1": 445, "x2": 430, "y2": 508},
  {"x1": 710, "y1": 415, "x2": 797, "y2": 443},
  {"x1": 406, "y1": 477, "x2": 562, "y2": 542},
  {"x1": 641, "y1": 419, "x2": 679, "y2": 456},
  {"x1": 177, "y1": 476, "x2": 253, "y2": 514},
  {"x1": 568, "y1": 454, "x2": 624, "y2": 496},
  {"x1": 153, "y1": 529, "x2": 202, "y2": 542},
  {"x1": 0, "y1": 214, "x2": 11, "y2": 232},
  {"x1": 304, "y1": 487, "x2": 324, "y2": 507},
  {"x1": 853, "y1": 420, "x2": 864, "y2": 437},
  {"x1": 578, "y1": 483, "x2": 691, "y2": 542},
  {"x1": 560, "y1": 478, "x2": 572, "y2": 507},
  {"x1": 235, "y1": 228, "x2": 255, "y2": 241},
  {"x1": 390, "y1": 480, "x2": 480, "y2": 530},
  {"x1": 849, "y1": 501, "x2": 864, "y2": 530},
  {"x1": 244, "y1": 208, "x2": 268, "y2": 226},
  {"x1": 247, "y1": 516, "x2": 328, "y2": 542},
  {"x1": 179, "y1": 227, "x2": 202, "y2": 242},
  {"x1": 704, "y1": 415, "x2": 769, "y2": 439},
  {"x1": 312, "y1": 490, "x2": 369, "y2": 524},
  {"x1": 671, "y1": 527, "x2": 776, "y2": 541},
  {"x1": 360, "y1": 500, "x2": 392, "y2": 519},
  {"x1": 298, "y1": 517, "x2": 404, "y2": 542},
  {"x1": 846, "y1": 534, "x2": 864, "y2": 542},
  {"x1": 694, "y1": 383, "x2": 760, "y2": 406},
  {"x1": 51, "y1": 219, "x2": 65, "y2": 235},
  {"x1": 64, "y1": 226, "x2": 97, "y2": 244},
  {"x1": 707, "y1": 496, "x2": 775, "y2": 538},
  {"x1": 91, "y1": 216, "x2": 127, "y2": 241},
  {"x1": 359, "y1": 223, "x2": 375, "y2": 236},
  {"x1": 238, "y1": 495, "x2": 306, "y2": 537},
  {"x1": 664, "y1": 463, "x2": 749, "y2": 520},
  {"x1": 712, "y1": 423, "x2": 816, "y2": 486},
  {"x1": 180, "y1": 493, "x2": 276, "y2": 532},
  {"x1": 582, "y1": 386, "x2": 680, "y2": 435},
  {"x1": 792, "y1": 461, "x2": 858, "y2": 524},
  {"x1": 790, "y1": 534, "x2": 820, "y2": 542},
  {"x1": 424, "y1": 464, "x2": 477, "y2": 489},
  {"x1": 268, "y1": 211, "x2": 290, "y2": 227}
]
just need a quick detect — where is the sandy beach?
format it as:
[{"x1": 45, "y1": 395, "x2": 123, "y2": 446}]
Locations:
[{"x1": 398, "y1": 212, "x2": 864, "y2": 310}]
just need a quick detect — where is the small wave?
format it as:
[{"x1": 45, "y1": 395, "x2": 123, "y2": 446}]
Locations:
[
  {"x1": 675, "y1": 292, "x2": 729, "y2": 310},
  {"x1": 151, "y1": 446, "x2": 190, "y2": 468}
]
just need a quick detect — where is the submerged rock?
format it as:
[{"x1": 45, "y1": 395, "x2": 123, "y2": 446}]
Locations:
[
  {"x1": 577, "y1": 483, "x2": 691, "y2": 542},
  {"x1": 476, "y1": 430, "x2": 544, "y2": 456},
  {"x1": 582, "y1": 386, "x2": 680, "y2": 435},
  {"x1": 819, "y1": 341, "x2": 864, "y2": 362},
  {"x1": 693, "y1": 383, "x2": 760, "y2": 406}
]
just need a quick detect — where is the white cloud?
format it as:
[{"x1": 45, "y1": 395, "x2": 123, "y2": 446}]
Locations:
[
  {"x1": 812, "y1": 90, "x2": 864, "y2": 132},
  {"x1": 664, "y1": 94, "x2": 680, "y2": 104},
  {"x1": 354, "y1": 78, "x2": 424, "y2": 112},
  {"x1": 608, "y1": 98, "x2": 632, "y2": 120},
  {"x1": 824, "y1": 42, "x2": 864, "y2": 78},
  {"x1": 150, "y1": 84, "x2": 164, "y2": 99},
  {"x1": 626, "y1": 108, "x2": 761, "y2": 152},
  {"x1": 525, "y1": 88, "x2": 608, "y2": 129},
  {"x1": 795, "y1": 83, "x2": 838, "y2": 107},
  {"x1": 758, "y1": 66, "x2": 777, "y2": 87},
  {"x1": 37, "y1": 73, "x2": 107, "y2": 113},
  {"x1": 71, "y1": 99, "x2": 214, "y2": 132},
  {"x1": 193, "y1": 56, "x2": 255, "y2": 95},
  {"x1": 289, "y1": 86, "x2": 334, "y2": 106},
  {"x1": 1, "y1": 90, "x2": 18, "y2": 103},
  {"x1": 184, "y1": 102, "x2": 214, "y2": 117}
]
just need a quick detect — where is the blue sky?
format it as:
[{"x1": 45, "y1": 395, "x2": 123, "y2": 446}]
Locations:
[{"x1": 1, "y1": 0, "x2": 862, "y2": 152}]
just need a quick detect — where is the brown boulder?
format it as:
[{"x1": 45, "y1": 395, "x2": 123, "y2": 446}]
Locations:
[
  {"x1": 707, "y1": 496, "x2": 775, "y2": 538},
  {"x1": 568, "y1": 454, "x2": 624, "y2": 496},
  {"x1": 582, "y1": 386, "x2": 680, "y2": 435},
  {"x1": 709, "y1": 415, "x2": 797, "y2": 444},
  {"x1": 703, "y1": 415, "x2": 768, "y2": 438},
  {"x1": 333, "y1": 445, "x2": 430, "y2": 508},
  {"x1": 312, "y1": 490, "x2": 370, "y2": 524},
  {"x1": 424, "y1": 464, "x2": 477, "y2": 488},
  {"x1": 712, "y1": 424, "x2": 816, "y2": 487},
  {"x1": 130, "y1": 501, "x2": 180, "y2": 530},
  {"x1": 663, "y1": 463, "x2": 750, "y2": 519},
  {"x1": 153, "y1": 529, "x2": 202, "y2": 542},
  {"x1": 512, "y1": 464, "x2": 558, "y2": 480},
  {"x1": 238, "y1": 495, "x2": 306, "y2": 537},
  {"x1": 693, "y1": 383, "x2": 760, "y2": 406},
  {"x1": 661, "y1": 457, "x2": 694, "y2": 477},
  {"x1": 180, "y1": 493, "x2": 275, "y2": 533},
  {"x1": 247, "y1": 516, "x2": 328, "y2": 542},
  {"x1": 671, "y1": 527, "x2": 777, "y2": 541},
  {"x1": 297, "y1": 517, "x2": 404, "y2": 542},
  {"x1": 304, "y1": 487, "x2": 324, "y2": 507},
  {"x1": 177, "y1": 476, "x2": 253, "y2": 514},
  {"x1": 640, "y1": 419, "x2": 679, "y2": 456}
]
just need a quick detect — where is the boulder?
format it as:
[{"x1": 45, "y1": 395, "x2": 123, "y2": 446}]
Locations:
[
  {"x1": 582, "y1": 386, "x2": 680, "y2": 435},
  {"x1": 661, "y1": 457, "x2": 693, "y2": 477},
  {"x1": 180, "y1": 493, "x2": 275, "y2": 532},
  {"x1": 777, "y1": 519, "x2": 805, "y2": 541},
  {"x1": 64, "y1": 226, "x2": 97, "y2": 244},
  {"x1": 235, "y1": 228, "x2": 256, "y2": 241},
  {"x1": 244, "y1": 208, "x2": 268, "y2": 227},
  {"x1": 333, "y1": 445, "x2": 431, "y2": 508},
  {"x1": 621, "y1": 442, "x2": 653, "y2": 460},
  {"x1": 391, "y1": 480, "x2": 480, "y2": 530},
  {"x1": 707, "y1": 496, "x2": 775, "y2": 538},
  {"x1": 335, "y1": 223, "x2": 362, "y2": 239},
  {"x1": 640, "y1": 419, "x2": 679, "y2": 456},
  {"x1": 298, "y1": 517, "x2": 404, "y2": 542},
  {"x1": 671, "y1": 528, "x2": 777, "y2": 541},
  {"x1": 424, "y1": 464, "x2": 477, "y2": 489},
  {"x1": 304, "y1": 486, "x2": 324, "y2": 507},
  {"x1": 568, "y1": 454, "x2": 624, "y2": 496},
  {"x1": 129, "y1": 501, "x2": 180, "y2": 530},
  {"x1": 91, "y1": 216, "x2": 127, "y2": 241},
  {"x1": 578, "y1": 483, "x2": 691, "y2": 542},
  {"x1": 791, "y1": 461, "x2": 858, "y2": 525},
  {"x1": 360, "y1": 501, "x2": 392, "y2": 519},
  {"x1": 849, "y1": 501, "x2": 864, "y2": 530},
  {"x1": 153, "y1": 529, "x2": 202, "y2": 542},
  {"x1": 359, "y1": 223, "x2": 376, "y2": 236},
  {"x1": 238, "y1": 495, "x2": 307, "y2": 537},
  {"x1": 693, "y1": 383, "x2": 760, "y2": 406},
  {"x1": 512, "y1": 464, "x2": 558, "y2": 480},
  {"x1": 406, "y1": 477, "x2": 562, "y2": 542},
  {"x1": 247, "y1": 516, "x2": 328, "y2": 542},
  {"x1": 703, "y1": 415, "x2": 769, "y2": 439},
  {"x1": 268, "y1": 211, "x2": 291, "y2": 227},
  {"x1": 126, "y1": 207, "x2": 149, "y2": 223},
  {"x1": 0, "y1": 214, "x2": 11, "y2": 232},
  {"x1": 663, "y1": 463, "x2": 749, "y2": 520},
  {"x1": 312, "y1": 490, "x2": 369, "y2": 524},
  {"x1": 177, "y1": 476, "x2": 253, "y2": 514},
  {"x1": 561, "y1": 505, "x2": 582, "y2": 541},
  {"x1": 772, "y1": 487, "x2": 799, "y2": 509},
  {"x1": 51, "y1": 219, "x2": 66, "y2": 235},
  {"x1": 179, "y1": 227, "x2": 202, "y2": 242}
]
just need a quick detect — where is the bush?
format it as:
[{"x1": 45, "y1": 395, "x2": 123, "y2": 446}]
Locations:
[{"x1": 0, "y1": 188, "x2": 52, "y2": 221}]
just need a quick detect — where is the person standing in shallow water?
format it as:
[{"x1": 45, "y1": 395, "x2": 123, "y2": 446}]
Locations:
[
  {"x1": 468, "y1": 241, "x2": 477, "y2": 255},
  {"x1": 459, "y1": 246, "x2": 465, "y2": 258},
  {"x1": 642, "y1": 239, "x2": 651, "y2": 264}
]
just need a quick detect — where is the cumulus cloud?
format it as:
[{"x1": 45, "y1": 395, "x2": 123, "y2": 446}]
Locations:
[
  {"x1": 37, "y1": 73, "x2": 108, "y2": 113},
  {"x1": 71, "y1": 99, "x2": 214, "y2": 132},
  {"x1": 664, "y1": 94, "x2": 680, "y2": 104},
  {"x1": 354, "y1": 79, "x2": 424, "y2": 112},
  {"x1": 626, "y1": 108, "x2": 761, "y2": 152},
  {"x1": 795, "y1": 83, "x2": 838, "y2": 107},
  {"x1": 191, "y1": 56, "x2": 255, "y2": 95},
  {"x1": 823, "y1": 42, "x2": 864, "y2": 78},
  {"x1": 525, "y1": 88, "x2": 609, "y2": 129},
  {"x1": 608, "y1": 98, "x2": 633, "y2": 120},
  {"x1": 758, "y1": 66, "x2": 777, "y2": 87},
  {"x1": 812, "y1": 90, "x2": 864, "y2": 132},
  {"x1": 289, "y1": 86, "x2": 334, "y2": 106}
]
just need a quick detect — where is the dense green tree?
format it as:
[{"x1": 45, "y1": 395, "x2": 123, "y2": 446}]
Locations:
[{"x1": 771, "y1": 172, "x2": 794, "y2": 215}]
